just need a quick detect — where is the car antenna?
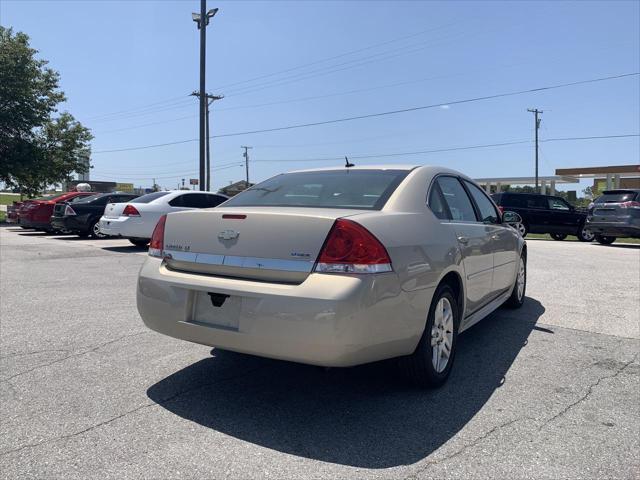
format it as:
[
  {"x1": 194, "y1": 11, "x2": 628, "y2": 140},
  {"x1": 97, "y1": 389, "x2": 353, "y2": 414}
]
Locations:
[{"x1": 345, "y1": 156, "x2": 355, "y2": 168}]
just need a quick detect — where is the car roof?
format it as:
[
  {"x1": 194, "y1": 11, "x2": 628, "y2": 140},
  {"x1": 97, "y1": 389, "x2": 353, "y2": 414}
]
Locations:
[
  {"x1": 290, "y1": 164, "x2": 419, "y2": 173},
  {"x1": 602, "y1": 189, "x2": 640, "y2": 194}
]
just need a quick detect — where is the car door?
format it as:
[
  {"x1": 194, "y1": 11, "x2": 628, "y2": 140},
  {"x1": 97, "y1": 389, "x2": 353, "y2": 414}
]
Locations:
[
  {"x1": 435, "y1": 176, "x2": 494, "y2": 314},
  {"x1": 463, "y1": 180, "x2": 519, "y2": 294},
  {"x1": 523, "y1": 194, "x2": 548, "y2": 233},
  {"x1": 547, "y1": 196, "x2": 579, "y2": 234}
]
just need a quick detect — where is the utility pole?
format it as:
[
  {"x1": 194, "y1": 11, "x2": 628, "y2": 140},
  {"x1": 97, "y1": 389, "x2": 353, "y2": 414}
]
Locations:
[
  {"x1": 241, "y1": 146, "x2": 252, "y2": 184},
  {"x1": 527, "y1": 108, "x2": 543, "y2": 193},
  {"x1": 191, "y1": 92, "x2": 223, "y2": 191},
  {"x1": 192, "y1": 2, "x2": 218, "y2": 191}
]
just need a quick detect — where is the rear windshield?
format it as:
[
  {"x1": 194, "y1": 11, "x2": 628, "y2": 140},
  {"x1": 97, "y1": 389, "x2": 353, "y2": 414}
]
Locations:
[
  {"x1": 223, "y1": 170, "x2": 410, "y2": 210},
  {"x1": 596, "y1": 191, "x2": 638, "y2": 203},
  {"x1": 34, "y1": 194, "x2": 62, "y2": 201},
  {"x1": 131, "y1": 191, "x2": 170, "y2": 204},
  {"x1": 72, "y1": 194, "x2": 102, "y2": 204}
]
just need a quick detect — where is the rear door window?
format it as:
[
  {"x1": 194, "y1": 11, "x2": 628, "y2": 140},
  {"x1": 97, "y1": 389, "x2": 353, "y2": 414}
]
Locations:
[
  {"x1": 428, "y1": 182, "x2": 450, "y2": 220},
  {"x1": 463, "y1": 180, "x2": 500, "y2": 223},
  {"x1": 527, "y1": 195, "x2": 547, "y2": 209},
  {"x1": 548, "y1": 197, "x2": 571, "y2": 210},
  {"x1": 436, "y1": 176, "x2": 477, "y2": 222},
  {"x1": 205, "y1": 194, "x2": 227, "y2": 208}
]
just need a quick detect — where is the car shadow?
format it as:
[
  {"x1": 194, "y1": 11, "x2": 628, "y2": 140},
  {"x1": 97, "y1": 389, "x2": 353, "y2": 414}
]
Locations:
[
  {"x1": 146, "y1": 298, "x2": 544, "y2": 468},
  {"x1": 101, "y1": 245, "x2": 149, "y2": 253},
  {"x1": 595, "y1": 243, "x2": 639, "y2": 249}
]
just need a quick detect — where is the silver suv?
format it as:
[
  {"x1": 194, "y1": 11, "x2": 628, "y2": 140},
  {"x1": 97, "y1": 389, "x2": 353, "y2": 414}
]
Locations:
[{"x1": 586, "y1": 189, "x2": 640, "y2": 244}]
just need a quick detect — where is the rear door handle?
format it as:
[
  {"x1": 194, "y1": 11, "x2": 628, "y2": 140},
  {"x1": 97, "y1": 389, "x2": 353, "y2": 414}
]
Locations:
[
  {"x1": 457, "y1": 236, "x2": 469, "y2": 244},
  {"x1": 491, "y1": 234, "x2": 500, "y2": 240}
]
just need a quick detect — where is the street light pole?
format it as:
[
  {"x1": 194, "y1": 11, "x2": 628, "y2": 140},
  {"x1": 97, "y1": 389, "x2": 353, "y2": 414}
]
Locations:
[
  {"x1": 192, "y1": 2, "x2": 218, "y2": 192},
  {"x1": 191, "y1": 92, "x2": 223, "y2": 191}
]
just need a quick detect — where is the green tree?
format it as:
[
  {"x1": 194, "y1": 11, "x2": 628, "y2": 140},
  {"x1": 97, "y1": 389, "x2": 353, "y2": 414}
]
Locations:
[{"x1": 0, "y1": 26, "x2": 92, "y2": 196}]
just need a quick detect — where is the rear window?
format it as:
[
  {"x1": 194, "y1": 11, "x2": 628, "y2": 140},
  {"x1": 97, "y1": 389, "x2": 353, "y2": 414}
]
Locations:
[
  {"x1": 73, "y1": 194, "x2": 103, "y2": 204},
  {"x1": 131, "y1": 191, "x2": 170, "y2": 204},
  {"x1": 34, "y1": 194, "x2": 62, "y2": 201},
  {"x1": 597, "y1": 191, "x2": 638, "y2": 203},
  {"x1": 223, "y1": 170, "x2": 410, "y2": 210}
]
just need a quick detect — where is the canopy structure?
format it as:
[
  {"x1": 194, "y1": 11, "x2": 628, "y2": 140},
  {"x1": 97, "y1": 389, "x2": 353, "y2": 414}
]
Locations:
[
  {"x1": 474, "y1": 175, "x2": 579, "y2": 195},
  {"x1": 555, "y1": 165, "x2": 640, "y2": 190}
]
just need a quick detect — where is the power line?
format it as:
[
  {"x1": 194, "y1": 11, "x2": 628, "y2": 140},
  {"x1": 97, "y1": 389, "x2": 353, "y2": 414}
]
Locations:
[{"x1": 91, "y1": 72, "x2": 639, "y2": 154}]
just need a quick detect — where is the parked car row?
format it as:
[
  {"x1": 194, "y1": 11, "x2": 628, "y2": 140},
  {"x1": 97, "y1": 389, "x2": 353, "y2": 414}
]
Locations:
[
  {"x1": 11, "y1": 190, "x2": 229, "y2": 246},
  {"x1": 490, "y1": 190, "x2": 640, "y2": 245}
]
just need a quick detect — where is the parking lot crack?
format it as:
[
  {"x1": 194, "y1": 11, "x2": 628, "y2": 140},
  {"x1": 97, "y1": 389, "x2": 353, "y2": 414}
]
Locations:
[
  {"x1": 1, "y1": 332, "x2": 150, "y2": 383},
  {"x1": 0, "y1": 348, "x2": 71, "y2": 360},
  {"x1": 538, "y1": 352, "x2": 639, "y2": 429},
  {"x1": 403, "y1": 416, "x2": 535, "y2": 479},
  {"x1": 0, "y1": 365, "x2": 267, "y2": 458}
]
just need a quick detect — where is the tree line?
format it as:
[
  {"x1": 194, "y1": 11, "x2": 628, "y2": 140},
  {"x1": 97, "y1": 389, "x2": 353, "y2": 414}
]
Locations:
[{"x1": 0, "y1": 26, "x2": 92, "y2": 197}]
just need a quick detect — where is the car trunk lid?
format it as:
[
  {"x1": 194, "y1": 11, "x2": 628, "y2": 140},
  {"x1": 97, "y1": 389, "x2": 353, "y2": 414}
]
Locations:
[
  {"x1": 103, "y1": 202, "x2": 128, "y2": 219},
  {"x1": 162, "y1": 207, "x2": 365, "y2": 283}
]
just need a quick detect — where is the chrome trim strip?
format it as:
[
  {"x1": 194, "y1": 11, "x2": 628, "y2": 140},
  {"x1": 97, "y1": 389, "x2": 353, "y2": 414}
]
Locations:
[{"x1": 163, "y1": 249, "x2": 314, "y2": 273}]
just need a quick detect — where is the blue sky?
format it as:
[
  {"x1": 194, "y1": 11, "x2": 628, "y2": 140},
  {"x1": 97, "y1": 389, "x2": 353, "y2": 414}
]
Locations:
[{"x1": 2, "y1": 0, "x2": 639, "y2": 192}]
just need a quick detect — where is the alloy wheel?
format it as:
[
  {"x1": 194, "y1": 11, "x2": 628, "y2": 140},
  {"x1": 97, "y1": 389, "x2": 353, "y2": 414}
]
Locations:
[
  {"x1": 430, "y1": 297, "x2": 454, "y2": 373},
  {"x1": 517, "y1": 257, "x2": 526, "y2": 301}
]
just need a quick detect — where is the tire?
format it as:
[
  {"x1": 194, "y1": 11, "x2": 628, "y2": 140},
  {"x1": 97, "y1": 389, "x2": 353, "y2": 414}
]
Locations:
[
  {"x1": 129, "y1": 238, "x2": 149, "y2": 247},
  {"x1": 504, "y1": 250, "x2": 527, "y2": 309},
  {"x1": 89, "y1": 220, "x2": 105, "y2": 239},
  {"x1": 550, "y1": 233, "x2": 567, "y2": 241},
  {"x1": 595, "y1": 235, "x2": 616, "y2": 245},
  {"x1": 515, "y1": 222, "x2": 528, "y2": 238},
  {"x1": 577, "y1": 224, "x2": 595, "y2": 242},
  {"x1": 399, "y1": 284, "x2": 459, "y2": 388}
]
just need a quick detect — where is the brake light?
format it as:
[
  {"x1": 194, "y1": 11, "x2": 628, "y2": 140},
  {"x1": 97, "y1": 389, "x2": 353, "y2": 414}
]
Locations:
[
  {"x1": 122, "y1": 204, "x2": 140, "y2": 216},
  {"x1": 64, "y1": 205, "x2": 76, "y2": 216},
  {"x1": 620, "y1": 201, "x2": 640, "y2": 209},
  {"x1": 314, "y1": 219, "x2": 392, "y2": 274},
  {"x1": 149, "y1": 215, "x2": 167, "y2": 258}
]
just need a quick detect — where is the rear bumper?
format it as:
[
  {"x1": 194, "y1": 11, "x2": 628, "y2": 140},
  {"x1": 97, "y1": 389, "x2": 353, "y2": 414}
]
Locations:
[
  {"x1": 99, "y1": 216, "x2": 150, "y2": 239},
  {"x1": 137, "y1": 257, "x2": 426, "y2": 367},
  {"x1": 50, "y1": 215, "x2": 88, "y2": 233},
  {"x1": 586, "y1": 220, "x2": 640, "y2": 238},
  {"x1": 19, "y1": 217, "x2": 51, "y2": 230}
]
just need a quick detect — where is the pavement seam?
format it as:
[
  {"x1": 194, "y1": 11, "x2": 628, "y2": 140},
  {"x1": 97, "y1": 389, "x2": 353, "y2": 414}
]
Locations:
[
  {"x1": 0, "y1": 332, "x2": 150, "y2": 383},
  {"x1": 0, "y1": 349, "x2": 71, "y2": 360},
  {"x1": 0, "y1": 365, "x2": 268, "y2": 458},
  {"x1": 537, "y1": 351, "x2": 639, "y2": 430},
  {"x1": 403, "y1": 416, "x2": 536, "y2": 480}
]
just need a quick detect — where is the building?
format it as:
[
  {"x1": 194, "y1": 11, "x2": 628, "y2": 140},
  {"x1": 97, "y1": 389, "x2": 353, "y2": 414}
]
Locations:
[{"x1": 218, "y1": 180, "x2": 254, "y2": 197}]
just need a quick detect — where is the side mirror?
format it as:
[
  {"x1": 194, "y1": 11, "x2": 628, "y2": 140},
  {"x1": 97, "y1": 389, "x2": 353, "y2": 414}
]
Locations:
[{"x1": 502, "y1": 211, "x2": 522, "y2": 225}]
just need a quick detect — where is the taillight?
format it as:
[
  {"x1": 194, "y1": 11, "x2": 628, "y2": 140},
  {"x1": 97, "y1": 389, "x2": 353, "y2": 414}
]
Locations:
[
  {"x1": 620, "y1": 201, "x2": 640, "y2": 209},
  {"x1": 314, "y1": 219, "x2": 392, "y2": 274},
  {"x1": 149, "y1": 215, "x2": 167, "y2": 258},
  {"x1": 497, "y1": 206, "x2": 504, "y2": 215},
  {"x1": 123, "y1": 204, "x2": 140, "y2": 216},
  {"x1": 64, "y1": 205, "x2": 76, "y2": 216}
]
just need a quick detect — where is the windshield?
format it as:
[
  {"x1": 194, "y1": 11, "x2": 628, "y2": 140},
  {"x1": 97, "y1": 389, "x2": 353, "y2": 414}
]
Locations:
[
  {"x1": 223, "y1": 170, "x2": 410, "y2": 210},
  {"x1": 131, "y1": 191, "x2": 170, "y2": 204}
]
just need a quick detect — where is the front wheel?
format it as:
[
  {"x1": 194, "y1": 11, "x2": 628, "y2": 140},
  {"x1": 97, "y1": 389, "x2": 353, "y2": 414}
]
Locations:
[
  {"x1": 504, "y1": 251, "x2": 526, "y2": 309},
  {"x1": 515, "y1": 222, "x2": 528, "y2": 238},
  {"x1": 577, "y1": 225, "x2": 595, "y2": 242},
  {"x1": 550, "y1": 233, "x2": 567, "y2": 241},
  {"x1": 595, "y1": 235, "x2": 616, "y2": 245},
  {"x1": 398, "y1": 284, "x2": 459, "y2": 388}
]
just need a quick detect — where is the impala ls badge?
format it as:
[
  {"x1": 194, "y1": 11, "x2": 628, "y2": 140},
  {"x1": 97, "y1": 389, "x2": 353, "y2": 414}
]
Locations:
[{"x1": 218, "y1": 229, "x2": 239, "y2": 240}]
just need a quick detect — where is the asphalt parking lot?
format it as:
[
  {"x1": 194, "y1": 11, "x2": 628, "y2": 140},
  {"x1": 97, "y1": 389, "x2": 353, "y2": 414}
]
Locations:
[{"x1": 1, "y1": 225, "x2": 638, "y2": 479}]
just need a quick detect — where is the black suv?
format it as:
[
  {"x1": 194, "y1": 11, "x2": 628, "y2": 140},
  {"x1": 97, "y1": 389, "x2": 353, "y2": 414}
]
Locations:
[
  {"x1": 51, "y1": 192, "x2": 139, "y2": 238},
  {"x1": 586, "y1": 189, "x2": 640, "y2": 245},
  {"x1": 491, "y1": 192, "x2": 593, "y2": 241}
]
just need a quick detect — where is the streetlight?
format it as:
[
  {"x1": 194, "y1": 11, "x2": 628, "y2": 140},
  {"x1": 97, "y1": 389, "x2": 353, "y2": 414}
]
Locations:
[{"x1": 192, "y1": 2, "x2": 219, "y2": 191}]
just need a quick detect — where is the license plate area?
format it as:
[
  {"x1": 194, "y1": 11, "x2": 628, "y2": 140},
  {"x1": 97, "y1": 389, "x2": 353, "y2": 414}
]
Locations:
[{"x1": 188, "y1": 290, "x2": 241, "y2": 330}]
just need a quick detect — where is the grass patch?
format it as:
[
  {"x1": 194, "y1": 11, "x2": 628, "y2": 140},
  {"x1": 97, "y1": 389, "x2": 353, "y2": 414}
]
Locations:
[
  {"x1": 526, "y1": 233, "x2": 640, "y2": 244},
  {"x1": 0, "y1": 193, "x2": 22, "y2": 206}
]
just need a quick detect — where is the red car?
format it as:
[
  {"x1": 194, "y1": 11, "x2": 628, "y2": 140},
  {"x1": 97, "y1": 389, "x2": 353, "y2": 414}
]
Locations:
[{"x1": 18, "y1": 192, "x2": 95, "y2": 232}]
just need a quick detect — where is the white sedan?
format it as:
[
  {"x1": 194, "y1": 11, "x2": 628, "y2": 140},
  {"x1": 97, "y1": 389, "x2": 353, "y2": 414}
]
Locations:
[{"x1": 99, "y1": 190, "x2": 228, "y2": 246}]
